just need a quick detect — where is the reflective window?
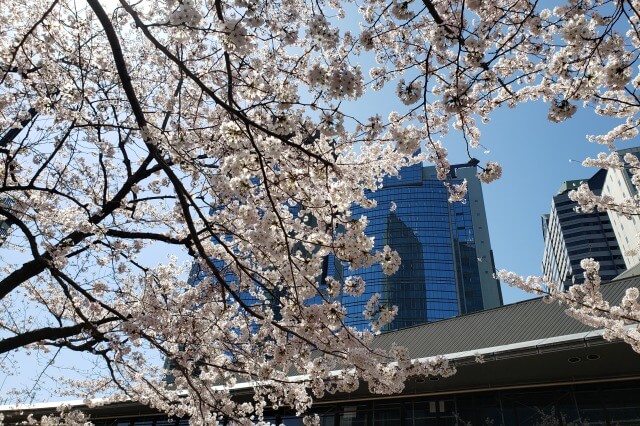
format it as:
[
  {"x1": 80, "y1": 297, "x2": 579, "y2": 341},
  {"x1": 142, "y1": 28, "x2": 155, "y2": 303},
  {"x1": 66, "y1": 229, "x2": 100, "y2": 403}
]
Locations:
[{"x1": 340, "y1": 164, "x2": 489, "y2": 330}]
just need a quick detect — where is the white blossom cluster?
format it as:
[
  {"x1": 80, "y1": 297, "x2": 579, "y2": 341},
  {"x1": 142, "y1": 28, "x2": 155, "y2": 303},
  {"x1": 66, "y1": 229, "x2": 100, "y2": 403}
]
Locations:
[
  {"x1": 446, "y1": 179, "x2": 468, "y2": 203},
  {"x1": 306, "y1": 15, "x2": 339, "y2": 50},
  {"x1": 307, "y1": 62, "x2": 364, "y2": 100},
  {"x1": 547, "y1": 99, "x2": 578, "y2": 123},
  {"x1": 425, "y1": 141, "x2": 450, "y2": 180},
  {"x1": 4, "y1": 0, "x2": 640, "y2": 422},
  {"x1": 0, "y1": 406, "x2": 92, "y2": 425},
  {"x1": 498, "y1": 259, "x2": 640, "y2": 354},
  {"x1": 477, "y1": 161, "x2": 503, "y2": 184},
  {"x1": 396, "y1": 79, "x2": 422, "y2": 105},
  {"x1": 221, "y1": 19, "x2": 252, "y2": 54},
  {"x1": 167, "y1": 0, "x2": 202, "y2": 26},
  {"x1": 582, "y1": 152, "x2": 624, "y2": 170}
]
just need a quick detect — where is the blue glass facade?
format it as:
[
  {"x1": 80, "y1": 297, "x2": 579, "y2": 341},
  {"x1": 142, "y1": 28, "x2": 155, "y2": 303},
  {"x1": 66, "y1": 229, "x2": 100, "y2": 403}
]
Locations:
[
  {"x1": 185, "y1": 163, "x2": 501, "y2": 332},
  {"x1": 341, "y1": 163, "x2": 501, "y2": 331}
]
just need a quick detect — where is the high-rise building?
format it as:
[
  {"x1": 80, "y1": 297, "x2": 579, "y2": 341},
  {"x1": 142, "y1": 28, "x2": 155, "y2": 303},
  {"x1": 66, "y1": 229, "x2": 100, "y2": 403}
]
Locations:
[
  {"x1": 340, "y1": 162, "x2": 503, "y2": 331},
  {"x1": 601, "y1": 146, "x2": 640, "y2": 269},
  {"x1": 184, "y1": 161, "x2": 503, "y2": 332},
  {"x1": 541, "y1": 170, "x2": 626, "y2": 290}
]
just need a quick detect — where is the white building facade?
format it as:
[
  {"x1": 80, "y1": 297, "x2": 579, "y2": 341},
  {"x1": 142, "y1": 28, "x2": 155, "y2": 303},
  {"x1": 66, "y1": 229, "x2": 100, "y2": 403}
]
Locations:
[{"x1": 601, "y1": 147, "x2": 640, "y2": 269}]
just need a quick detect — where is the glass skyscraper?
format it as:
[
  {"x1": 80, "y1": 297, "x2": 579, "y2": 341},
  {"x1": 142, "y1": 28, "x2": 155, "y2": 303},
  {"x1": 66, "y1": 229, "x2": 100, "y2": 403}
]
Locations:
[
  {"x1": 340, "y1": 162, "x2": 503, "y2": 331},
  {"x1": 186, "y1": 162, "x2": 503, "y2": 332}
]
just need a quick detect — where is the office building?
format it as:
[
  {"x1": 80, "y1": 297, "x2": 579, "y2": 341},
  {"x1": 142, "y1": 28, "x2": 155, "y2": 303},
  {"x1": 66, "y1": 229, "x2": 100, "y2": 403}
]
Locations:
[
  {"x1": 184, "y1": 160, "x2": 502, "y2": 332},
  {"x1": 601, "y1": 146, "x2": 640, "y2": 269},
  {"x1": 341, "y1": 162, "x2": 503, "y2": 331},
  {"x1": 542, "y1": 170, "x2": 626, "y2": 290}
]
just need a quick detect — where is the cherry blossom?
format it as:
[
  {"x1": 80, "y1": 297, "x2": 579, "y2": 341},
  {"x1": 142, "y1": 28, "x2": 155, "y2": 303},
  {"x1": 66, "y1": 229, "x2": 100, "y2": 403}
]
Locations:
[
  {"x1": 2, "y1": 0, "x2": 640, "y2": 423},
  {"x1": 498, "y1": 258, "x2": 640, "y2": 354}
]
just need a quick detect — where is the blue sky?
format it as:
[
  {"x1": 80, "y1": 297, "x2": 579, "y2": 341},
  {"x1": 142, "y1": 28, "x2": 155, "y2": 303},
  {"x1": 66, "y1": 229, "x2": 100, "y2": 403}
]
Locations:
[
  {"x1": 455, "y1": 101, "x2": 624, "y2": 303},
  {"x1": 326, "y1": 1, "x2": 634, "y2": 305},
  {"x1": 340, "y1": 70, "x2": 627, "y2": 304}
]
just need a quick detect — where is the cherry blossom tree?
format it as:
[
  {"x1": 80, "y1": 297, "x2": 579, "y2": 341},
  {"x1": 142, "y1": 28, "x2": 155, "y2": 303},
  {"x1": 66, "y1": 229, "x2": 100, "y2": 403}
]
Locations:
[{"x1": 1, "y1": 0, "x2": 640, "y2": 423}]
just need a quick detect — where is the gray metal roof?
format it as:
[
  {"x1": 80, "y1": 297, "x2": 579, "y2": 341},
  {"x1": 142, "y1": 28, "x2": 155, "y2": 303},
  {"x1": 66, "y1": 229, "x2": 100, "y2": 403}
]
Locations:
[
  {"x1": 2, "y1": 276, "x2": 640, "y2": 421},
  {"x1": 372, "y1": 275, "x2": 638, "y2": 359},
  {"x1": 613, "y1": 262, "x2": 640, "y2": 280}
]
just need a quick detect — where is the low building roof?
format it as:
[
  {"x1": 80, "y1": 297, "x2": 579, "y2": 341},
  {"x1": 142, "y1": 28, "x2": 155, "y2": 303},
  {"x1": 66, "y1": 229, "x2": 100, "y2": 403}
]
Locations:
[
  {"x1": 2, "y1": 274, "x2": 639, "y2": 420},
  {"x1": 373, "y1": 274, "x2": 637, "y2": 359}
]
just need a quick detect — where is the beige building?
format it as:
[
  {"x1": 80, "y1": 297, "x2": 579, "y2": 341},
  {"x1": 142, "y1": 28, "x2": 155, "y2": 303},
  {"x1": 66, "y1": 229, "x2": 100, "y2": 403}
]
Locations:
[{"x1": 601, "y1": 146, "x2": 640, "y2": 269}]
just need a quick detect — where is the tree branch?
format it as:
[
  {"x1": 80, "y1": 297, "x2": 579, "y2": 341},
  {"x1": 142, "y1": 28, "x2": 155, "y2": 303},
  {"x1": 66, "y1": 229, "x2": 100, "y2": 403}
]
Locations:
[{"x1": 0, "y1": 317, "x2": 118, "y2": 354}]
